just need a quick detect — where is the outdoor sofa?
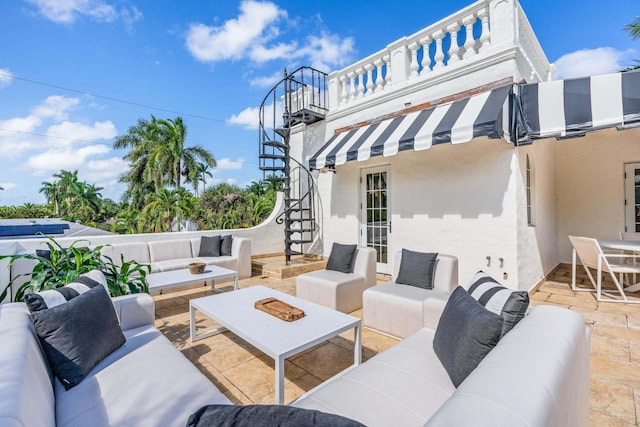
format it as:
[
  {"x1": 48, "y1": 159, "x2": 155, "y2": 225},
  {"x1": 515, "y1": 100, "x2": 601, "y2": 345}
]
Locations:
[
  {"x1": 8, "y1": 235, "x2": 252, "y2": 299},
  {"x1": 363, "y1": 250, "x2": 458, "y2": 338},
  {"x1": 0, "y1": 290, "x2": 231, "y2": 426},
  {"x1": 0, "y1": 277, "x2": 590, "y2": 426},
  {"x1": 296, "y1": 245, "x2": 376, "y2": 313}
]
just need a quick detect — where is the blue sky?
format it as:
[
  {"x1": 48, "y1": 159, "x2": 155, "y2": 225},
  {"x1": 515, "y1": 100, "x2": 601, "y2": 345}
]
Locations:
[{"x1": 0, "y1": 0, "x2": 638, "y2": 207}]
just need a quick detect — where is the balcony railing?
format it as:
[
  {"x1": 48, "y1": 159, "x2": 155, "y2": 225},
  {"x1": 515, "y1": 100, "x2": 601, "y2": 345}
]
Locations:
[{"x1": 327, "y1": 0, "x2": 550, "y2": 111}]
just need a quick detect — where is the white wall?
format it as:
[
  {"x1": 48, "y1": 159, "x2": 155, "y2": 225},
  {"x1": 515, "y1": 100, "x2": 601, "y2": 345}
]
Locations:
[
  {"x1": 555, "y1": 127, "x2": 640, "y2": 263},
  {"x1": 515, "y1": 139, "x2": 558, "y2": 290},
  {"x1": 313, "y1": 138, "x2": 523, "y2": 288}
]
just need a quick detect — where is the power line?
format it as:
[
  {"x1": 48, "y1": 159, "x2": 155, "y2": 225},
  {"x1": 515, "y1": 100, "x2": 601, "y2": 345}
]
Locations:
[{"x1": 0, "y1": 71, "x2": 259, "y2": 129}]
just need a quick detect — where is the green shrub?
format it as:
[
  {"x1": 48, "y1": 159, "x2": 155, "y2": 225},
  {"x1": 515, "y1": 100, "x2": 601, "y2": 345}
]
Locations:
[{"x1": 0, "y1": 236, "x2": 149, "y2": 302}]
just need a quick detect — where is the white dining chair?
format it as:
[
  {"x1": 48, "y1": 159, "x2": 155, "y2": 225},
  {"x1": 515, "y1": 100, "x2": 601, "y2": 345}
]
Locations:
[{"x1": 569, "y1": 235, "x2": 640, "y2": 303}]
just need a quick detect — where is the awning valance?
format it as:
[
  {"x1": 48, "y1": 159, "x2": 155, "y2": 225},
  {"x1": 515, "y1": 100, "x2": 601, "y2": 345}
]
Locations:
[
  {"x1": 309, "y1": 85, "x2": 513, "y2": 170},
  {"x1": 518, "y1": 70, "x2": 640, "y2": 141}
]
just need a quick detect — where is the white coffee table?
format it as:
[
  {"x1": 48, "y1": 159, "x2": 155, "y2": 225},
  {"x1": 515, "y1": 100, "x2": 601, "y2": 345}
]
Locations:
[
  {"x1": 189, "y1": 285, "x2": 362, "y2": 404},
  {"x1": 147, "y1": 265, "x2": 238, "y2": 293}
]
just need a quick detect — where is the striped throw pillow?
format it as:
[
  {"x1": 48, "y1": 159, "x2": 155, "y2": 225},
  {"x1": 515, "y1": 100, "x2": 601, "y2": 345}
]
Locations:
[
  {"x1": 467, "y1": 271, "x2": 530, "y2": 337},
  {"x1": 25, "y1": 270, "x2": 108, "y2": 313}
]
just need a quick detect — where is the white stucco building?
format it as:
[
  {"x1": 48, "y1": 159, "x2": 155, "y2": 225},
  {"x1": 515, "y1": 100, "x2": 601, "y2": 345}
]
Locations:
[{"x1": 286, "y1": 0, "x2": 640, "y2": 291}]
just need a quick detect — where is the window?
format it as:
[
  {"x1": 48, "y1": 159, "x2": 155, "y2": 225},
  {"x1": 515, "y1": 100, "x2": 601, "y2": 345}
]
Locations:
[{"x1": 526, "y1": 154, "x2": 535, "y2": 226}]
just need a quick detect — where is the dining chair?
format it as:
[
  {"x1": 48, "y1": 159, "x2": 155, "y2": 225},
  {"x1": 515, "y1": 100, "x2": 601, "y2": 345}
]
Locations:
[{"x1": 569, "y1": 235, "x2": 640, "y2": 303}]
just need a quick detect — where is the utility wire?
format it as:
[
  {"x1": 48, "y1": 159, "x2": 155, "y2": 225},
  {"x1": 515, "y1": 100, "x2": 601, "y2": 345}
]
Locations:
[{"x1": 0, "y1": 71, "x2": 259, "y2": 129}]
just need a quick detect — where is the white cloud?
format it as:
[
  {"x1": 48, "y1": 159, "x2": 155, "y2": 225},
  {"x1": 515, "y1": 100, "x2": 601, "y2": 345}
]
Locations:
[
  {"x1": 249, "y1": 71, "x2": 283, "y2": 88},
  {"x1": 227, "y1": 101, "x2": 282, "y2": 129},
  {"x1": 46, "y1": 120, "x2": 117, "y2": 143},
  {"x1": 84, "y1": 157, "x2": 129, "y2": 190},
  {"x1": 0, "y1": 182, "x2": 17, "y2": 190},
  {"x1": 300, "y1": 32, "x2": 356, "y2": 71},
  {"x1": 184, "y1": 2, "x2": 353, "y2": 72},
  {"x1": 211, "y1": 177, "x2": 238, "y2": 186},
  {"x1": 216, "y1": 158, "x2": 244, "y2": 171},
  {"x1": 553, "y1": 47, "x2": 636, "y2": 80},
  {"x1": 26, "y1": 0, "x2": 142, "y2": 26},
  {"x1": 185, "y1": 0, "x2": 285, "y2": 62},
  {"x1": 33, "y1": 95, "x2": 80, "y2": 121},
  {"x1": 0, "y1": 68, "x2": 13, "y2": 89},
  {"x1": 26, "y1": 144, "x2": 111, "y2": 175}
]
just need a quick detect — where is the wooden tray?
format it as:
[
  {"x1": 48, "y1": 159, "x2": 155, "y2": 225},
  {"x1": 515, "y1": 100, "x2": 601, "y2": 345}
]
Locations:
[{"x1": 254, "y1": 297, "x2": 305, "y2": 322}]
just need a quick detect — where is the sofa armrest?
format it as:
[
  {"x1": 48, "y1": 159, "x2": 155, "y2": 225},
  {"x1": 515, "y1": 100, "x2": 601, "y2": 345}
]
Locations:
[
  {"x1": 112, "y1": 293, "x2": 155, "y2": 331},
  {"x1": 231, "y1": 237, "x2": 252, "y2": 279},
  {"x1": 353, "y1": 247, "x2": 376, "y2": 288}
]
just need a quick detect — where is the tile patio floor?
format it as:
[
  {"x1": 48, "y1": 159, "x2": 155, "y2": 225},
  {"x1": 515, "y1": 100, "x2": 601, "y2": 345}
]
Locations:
[{"x1": 154, "y1": 262, "x2": 640, "y2": 426}]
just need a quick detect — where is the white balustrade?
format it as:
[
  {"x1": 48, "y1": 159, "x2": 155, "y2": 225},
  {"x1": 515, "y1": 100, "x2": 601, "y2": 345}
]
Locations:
[
  {"x1": 409, "y1": 42, "x2": 420, "y2": 79},
  {"x1": 326, "y1": 0, "x2": 549, "y2": 109},
  {"x1": 356, "y1": 68, "x2": 365, "y2": 99}
]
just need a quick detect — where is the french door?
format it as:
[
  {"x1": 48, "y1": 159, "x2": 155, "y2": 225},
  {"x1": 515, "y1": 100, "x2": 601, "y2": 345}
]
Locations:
[
  {"x1": 360, "y1": 166, "x2": 391, "y2": 274},
  {"x1": 625, "y1": 162, "x2": 640, "y2": 232}
]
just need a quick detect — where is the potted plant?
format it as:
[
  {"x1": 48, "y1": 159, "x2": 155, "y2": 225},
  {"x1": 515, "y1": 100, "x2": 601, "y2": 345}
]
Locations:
[{"x1": 0, "y1": 236, "x2": 150, "y2": 302}]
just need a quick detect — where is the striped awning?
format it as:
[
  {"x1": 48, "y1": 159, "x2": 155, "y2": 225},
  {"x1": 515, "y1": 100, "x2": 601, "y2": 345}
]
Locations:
[
  {"x1": 309, "y1": 85, "x2": 513, "y2": 170},
  {"x1": 518, "y1": 70, "x2": 640, "y2": 142}
]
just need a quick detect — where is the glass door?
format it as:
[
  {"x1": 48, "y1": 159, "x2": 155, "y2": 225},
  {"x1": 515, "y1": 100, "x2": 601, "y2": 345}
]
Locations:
[
  {"x1": 625, "y1": 163, "x2": 640, "y2": 232},
  {"x1": 361, "y1": 166, "x2": 390, "y2": 273}
]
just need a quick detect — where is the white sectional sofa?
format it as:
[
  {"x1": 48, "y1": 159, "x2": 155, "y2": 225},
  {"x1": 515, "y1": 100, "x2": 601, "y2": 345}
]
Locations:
[
  {"x1": 1, "y1": 288, "x2": 590, "y2": 426},
  {"x1": 8, "y1": 236, "x2": 251, "y2": 299},
  {"x1": 363, "y1": 252, "x2": 458, "y2": 338},
  {"x1": 293, "y1": 304, "x2": 590, "y2": 427},
  {"x1": 0, "y1": 293, "x2": 231, "y2": 427}
]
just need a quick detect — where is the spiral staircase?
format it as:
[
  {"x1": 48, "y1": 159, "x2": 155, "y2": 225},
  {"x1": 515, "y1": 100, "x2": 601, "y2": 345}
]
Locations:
[{"x1": 258, "y1": 67, "x2": 328, "y2": 264}]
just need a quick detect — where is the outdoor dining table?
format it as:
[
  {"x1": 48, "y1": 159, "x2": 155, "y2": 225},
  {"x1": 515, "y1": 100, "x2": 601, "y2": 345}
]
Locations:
[{"x1": 598, "y1": 239, "x2": 640, "y2": 292}]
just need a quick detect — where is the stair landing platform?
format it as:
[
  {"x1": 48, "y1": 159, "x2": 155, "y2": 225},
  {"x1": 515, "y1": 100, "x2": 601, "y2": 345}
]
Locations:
[{"x1": 251, "y1": 253, "x2": 327, "y2": 280}]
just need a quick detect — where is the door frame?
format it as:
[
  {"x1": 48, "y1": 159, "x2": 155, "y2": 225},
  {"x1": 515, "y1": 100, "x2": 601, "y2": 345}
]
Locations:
[
  {"x1": 360, "y1": 165, "x2": 391, "y2": 274},
  {"x1": 624, "y1": 162, "x2": 640, "y2": 233}
]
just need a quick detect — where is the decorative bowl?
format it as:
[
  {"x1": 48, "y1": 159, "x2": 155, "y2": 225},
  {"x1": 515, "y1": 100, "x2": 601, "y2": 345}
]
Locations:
[{"x1": 188, "y1": 262, "x2": 206, "y2": 274}]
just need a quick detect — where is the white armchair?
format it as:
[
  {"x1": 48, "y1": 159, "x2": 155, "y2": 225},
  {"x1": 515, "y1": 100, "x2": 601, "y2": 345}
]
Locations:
[{"x1": 296, "y1": 246, "x2": 376, "y2": 313}]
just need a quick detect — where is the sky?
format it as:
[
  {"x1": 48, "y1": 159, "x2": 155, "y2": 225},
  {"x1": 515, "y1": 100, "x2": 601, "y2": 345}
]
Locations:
[{"x1": 0, "y1": 0, "x2": 638, "y2": 207}]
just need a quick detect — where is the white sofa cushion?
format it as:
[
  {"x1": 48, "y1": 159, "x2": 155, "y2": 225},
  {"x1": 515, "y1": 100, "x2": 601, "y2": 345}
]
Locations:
[
  {"x1": 148, "y1": 240, "x2": 193, "y2": 263},
  {"x1": 0, "y1": 303, "x2": 56, "y2": 427},
  {"x1": 293, "y1": 327, "x2": 455, "y2": 426},
  {"x1": 55, "y1": 324, "x2": 231, "y2": 427}
]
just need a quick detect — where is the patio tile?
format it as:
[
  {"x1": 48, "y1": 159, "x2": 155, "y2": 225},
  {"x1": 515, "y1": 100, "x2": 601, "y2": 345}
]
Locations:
[
  {"x1": 590, "y1": 410, "x2": 637, "y2": 427},
  {"x1": 290, "y1": 341, "x2": 355, "y2": 381},
  {"x1": 591, "y1": 355, "x2": 640, "y2": 389},
  {"x1": 547, "y1": 293, "x2": 598, "y2": 310},
  {"x1": 590, "y1": 378, "x2": 636, "y2": 424},
  {"x1": 591, "y1": 336, "x2": 630, "y2": 363},
  {"x1": 152, "y1": 262, "x2": 640, "y2": 423}
]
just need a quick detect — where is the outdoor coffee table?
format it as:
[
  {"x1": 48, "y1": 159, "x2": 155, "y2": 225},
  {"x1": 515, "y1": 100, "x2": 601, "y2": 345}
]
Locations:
[
  {"x1": 147, "y1": 265, "x2": 238, "y2": 293},
  {"x1": 189, "y1": 285, "x2": 362, "y2": 404}
]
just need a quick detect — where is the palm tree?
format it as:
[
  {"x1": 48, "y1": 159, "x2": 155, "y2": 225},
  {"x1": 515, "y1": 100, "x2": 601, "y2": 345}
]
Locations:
[
  {"x1": 114, "y1": 116, "x2": 216, "y2": 204},
  {"x1": 113, "y1": 209, "x2": 144, "y2": 234},
  {"x1": 142, "y1": 188, "x2": 195, "y2": 232},
  {"x1": 39, "y1": 181, "x2": 61, "y2": 215},
  {"x1": 624, "y1": 17, "x2": 640, "y2": 40},
  {"x1": 194, "y1": 162, "x2": 213, "y2": 196},
  {"x1": 152, "y1": 117, "x2": 216, "y2": 190}
]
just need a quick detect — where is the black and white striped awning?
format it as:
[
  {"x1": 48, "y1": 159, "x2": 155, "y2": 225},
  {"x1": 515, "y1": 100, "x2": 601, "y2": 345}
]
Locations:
[
  {"x1": 309, "y1": 85, "x2": 513, "y2": 170},
  {"x1": 518, "y1": 70, "x2": 640, "y2": 142}
]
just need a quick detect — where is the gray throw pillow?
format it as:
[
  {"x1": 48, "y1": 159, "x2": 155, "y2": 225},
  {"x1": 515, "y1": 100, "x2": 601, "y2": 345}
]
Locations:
[
  {"x1": 187, "y1": 404, "x2": 365, "y2": 427},
  {"x1": 31, "y1": 285, "x2": 126, "y2": 390},
  {"x1": 396, "y1": 249, "x2": 438, "y2": 289},
  {"x1": 467, "y1": 271, "x2": 530, "y2": 338},
  {"x1": 199, "y1": 235, "x2": 221, "y2": 257},
  {"x1": 433, "y1": 286, "x2": 504, "y2": 387},
  {"x1": 221, "y1": 235, "x2": 233, "y2": 256},
  {"x1": 325, "y1": 243, "x2": 358, "y2": 273}
]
